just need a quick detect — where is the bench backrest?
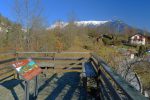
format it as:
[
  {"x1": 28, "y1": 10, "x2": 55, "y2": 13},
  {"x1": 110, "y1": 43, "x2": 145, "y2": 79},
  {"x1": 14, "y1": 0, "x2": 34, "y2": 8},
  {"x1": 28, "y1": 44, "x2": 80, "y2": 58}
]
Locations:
[{"x1": 88, "y1": 57, "x2": 99, "y2": 74}]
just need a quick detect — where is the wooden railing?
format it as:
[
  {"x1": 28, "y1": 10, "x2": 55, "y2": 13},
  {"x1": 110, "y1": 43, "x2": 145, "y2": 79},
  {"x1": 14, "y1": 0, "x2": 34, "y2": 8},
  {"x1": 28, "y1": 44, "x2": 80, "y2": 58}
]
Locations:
[
  {"x1": 0, "y1": 51, "x2": 89, "y2": 82},
  {"x1": 0, "y1": 51, "x2": 148, "y2": 100},
  {"x1": 0, "y1": 58, "x2": 16, "y2": 82},
  {"x1": 91, "y1": 53, "x2": 148, "y2": 100}
]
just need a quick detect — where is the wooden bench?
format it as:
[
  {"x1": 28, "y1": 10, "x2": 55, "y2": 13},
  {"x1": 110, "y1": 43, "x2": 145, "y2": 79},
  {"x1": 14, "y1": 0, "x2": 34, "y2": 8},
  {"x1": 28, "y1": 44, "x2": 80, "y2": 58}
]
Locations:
[
  {"x1": 81, "y1": 58, "x2": 99, "y2": 93},
  {"x1": 38, "y1": 62, "x2": 55, "y2": 69},
  {"x1": 82, "y1": 61, "x2": 97, "y2": 78},
  {"x1": 37, "y1": 62, "x2": 55, "y2": 77}
]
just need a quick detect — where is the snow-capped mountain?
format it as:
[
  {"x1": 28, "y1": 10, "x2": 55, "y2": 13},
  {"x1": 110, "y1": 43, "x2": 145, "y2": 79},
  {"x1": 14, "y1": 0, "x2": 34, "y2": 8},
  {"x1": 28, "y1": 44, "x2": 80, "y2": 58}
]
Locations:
[
  {"x1": 75, "y1": 21, "x2": 108, "y2": 26},
  {"x1": 48, "y1": 20, "x2": 108, "y2": 29},
  {"x1": 49, "y1": 21, "x2": 68, "y2": 29},
  {"x1": 47, "y1": 20, "x2": 149, "y2": 34}
]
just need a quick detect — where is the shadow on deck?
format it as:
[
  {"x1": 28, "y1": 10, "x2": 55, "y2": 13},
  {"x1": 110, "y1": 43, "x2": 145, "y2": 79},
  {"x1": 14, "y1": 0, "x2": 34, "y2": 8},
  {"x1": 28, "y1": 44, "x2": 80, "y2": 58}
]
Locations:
[
  {"x1": 38, "y1": 72, "x2": 87, "y2": 100},
  {"x1": 0, "y1": 72, "x2": 87, "y2": 100}
]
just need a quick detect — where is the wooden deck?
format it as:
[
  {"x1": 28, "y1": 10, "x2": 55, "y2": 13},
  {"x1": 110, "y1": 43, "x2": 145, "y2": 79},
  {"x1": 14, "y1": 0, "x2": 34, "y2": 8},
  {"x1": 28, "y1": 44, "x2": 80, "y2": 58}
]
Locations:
[
  {"x1": 0, "y1": 72, "x2": 87, "y2": 100},
  {"x1": 0, "y1": 52, "x2": 148, "y2": 100}
]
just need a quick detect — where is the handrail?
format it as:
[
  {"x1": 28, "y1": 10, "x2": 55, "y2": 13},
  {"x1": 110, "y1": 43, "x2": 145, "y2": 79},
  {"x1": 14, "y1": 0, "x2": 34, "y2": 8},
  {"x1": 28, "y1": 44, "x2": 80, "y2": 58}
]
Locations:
[
  {"x1": 16, "y1": 51, "x2": 57, "y2": 54},
  {"x1": 16, "y1": 51, "x2": 90, "y2": 54},
  {"x1": 18, "y1": 57, "x2": 85, "y2": 60},
  {"x1": 91, "y1": 53, "x2": 148, "y2": 100},
  {"x1": 0, "y1": 58, "x2": 16, "y2": 64},
  {"x1": 0, "y1": 52, "x2": 16, "y2": 55}
]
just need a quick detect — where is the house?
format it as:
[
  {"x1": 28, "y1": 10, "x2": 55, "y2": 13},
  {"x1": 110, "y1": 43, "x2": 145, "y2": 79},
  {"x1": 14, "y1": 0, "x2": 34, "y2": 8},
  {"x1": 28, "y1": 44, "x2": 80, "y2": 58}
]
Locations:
[
  {"x1": 146, "y1": 36, "x2": 150, "y2": 44},
  {"x1": 129, "y1": 34, "x2": 146, "y2": 45}
]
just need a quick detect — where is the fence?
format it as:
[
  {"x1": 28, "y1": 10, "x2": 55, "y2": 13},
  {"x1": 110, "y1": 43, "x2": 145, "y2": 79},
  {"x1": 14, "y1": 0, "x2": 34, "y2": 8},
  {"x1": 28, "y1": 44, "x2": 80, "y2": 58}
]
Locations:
[
  {"x1": 91, "y1": 53, "x2": 148, "y2": 100},
  {"x1": 0, "y1": 51, "x2": 89, "y2": 82}
]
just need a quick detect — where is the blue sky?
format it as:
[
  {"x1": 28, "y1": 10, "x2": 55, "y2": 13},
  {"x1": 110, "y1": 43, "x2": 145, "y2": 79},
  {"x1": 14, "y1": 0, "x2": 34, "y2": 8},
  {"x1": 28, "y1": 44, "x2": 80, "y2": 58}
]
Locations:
[{"x1": 0, "y1": 0, "x2": 150, "y2": 30}]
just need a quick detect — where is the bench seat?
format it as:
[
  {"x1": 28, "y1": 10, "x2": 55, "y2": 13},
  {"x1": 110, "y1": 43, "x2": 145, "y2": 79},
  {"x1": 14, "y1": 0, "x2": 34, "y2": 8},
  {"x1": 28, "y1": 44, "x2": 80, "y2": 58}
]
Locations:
[
  {"x1": 37, "y1": 62, "x2": 55, "y2": 68},
  {"x1": 82, "y1": 62, "x2": 97, "y2": 77}
]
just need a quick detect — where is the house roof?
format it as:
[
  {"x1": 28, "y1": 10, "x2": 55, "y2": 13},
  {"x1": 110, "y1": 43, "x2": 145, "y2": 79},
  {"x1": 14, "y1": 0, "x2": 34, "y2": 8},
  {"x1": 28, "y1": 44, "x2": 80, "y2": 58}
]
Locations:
[{"x1": 129, "y1": 33, "x2": 145, "y2": 39}]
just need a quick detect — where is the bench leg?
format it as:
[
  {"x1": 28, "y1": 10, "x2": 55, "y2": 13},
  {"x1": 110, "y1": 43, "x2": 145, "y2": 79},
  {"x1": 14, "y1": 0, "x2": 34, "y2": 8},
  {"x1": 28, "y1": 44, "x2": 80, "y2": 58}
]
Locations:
[
  {"x1": 83, "y1": 77, "x2": 87, "y2": 89},
  {"x1": 46, "y1": 67, "x2": 48, "y2": 78},
  {"x1": 95, "y1": 77, "x2": 101, "y2": 99}
]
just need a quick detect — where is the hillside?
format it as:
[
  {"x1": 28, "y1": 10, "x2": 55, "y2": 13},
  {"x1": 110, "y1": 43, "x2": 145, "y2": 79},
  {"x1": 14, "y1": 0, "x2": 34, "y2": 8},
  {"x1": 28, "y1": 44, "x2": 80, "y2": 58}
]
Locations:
[
  {"x1": 0, "y1": 15, "x2": 23, "y2": 52},
  {"x1": 1, "y1": 13, "x2": 149, "y2": 52}
]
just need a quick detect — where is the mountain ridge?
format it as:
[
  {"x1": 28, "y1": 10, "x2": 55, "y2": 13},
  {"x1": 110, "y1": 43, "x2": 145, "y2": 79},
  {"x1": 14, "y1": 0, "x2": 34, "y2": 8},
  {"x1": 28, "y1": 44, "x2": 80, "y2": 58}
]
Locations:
[
  {"x1": 48, "y1": 20, "x2": 150, "y2": 34},
  {"x1": 48, "y1": 20, "x2": 109, "y2": 29}
]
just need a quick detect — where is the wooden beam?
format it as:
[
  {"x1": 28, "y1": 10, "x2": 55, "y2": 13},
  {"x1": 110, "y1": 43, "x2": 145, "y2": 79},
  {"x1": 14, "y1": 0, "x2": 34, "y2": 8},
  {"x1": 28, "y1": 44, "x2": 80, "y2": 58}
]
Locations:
[
  {"x1": 0, "y1": 58, "x2": 15, "y2": 64},
  {"x1": 16, "y1": 51, "x2": 89, "y2": 55}
]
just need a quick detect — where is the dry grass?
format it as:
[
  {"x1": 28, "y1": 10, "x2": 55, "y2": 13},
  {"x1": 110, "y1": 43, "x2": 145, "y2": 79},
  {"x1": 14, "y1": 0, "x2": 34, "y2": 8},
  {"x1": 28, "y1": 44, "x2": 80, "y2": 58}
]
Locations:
[
  {"x1": 97, "y1": 44, "x2": 150, "y2": 91},
  {"x1": 133, "y1": 62, "x2": 150, "y2": 90}
]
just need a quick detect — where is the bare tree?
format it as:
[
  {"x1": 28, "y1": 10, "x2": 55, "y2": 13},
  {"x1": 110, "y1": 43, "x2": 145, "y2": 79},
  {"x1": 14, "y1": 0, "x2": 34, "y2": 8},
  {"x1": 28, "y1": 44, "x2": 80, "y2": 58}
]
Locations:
[{"x1": 13, "y1": 0, "x2": 45, "y2": 51}]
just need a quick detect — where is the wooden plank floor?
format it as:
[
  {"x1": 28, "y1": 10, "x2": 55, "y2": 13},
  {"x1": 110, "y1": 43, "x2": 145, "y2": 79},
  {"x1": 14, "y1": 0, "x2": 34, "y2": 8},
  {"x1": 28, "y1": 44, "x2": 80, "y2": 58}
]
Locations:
[
  {"x1": 37, "y1": 72, "x2": 87, "y2": 100},
  {"x1": 0, "y1": 59, "x2": 88, "y2": 100},
  {"x1": 0, "y1": 72, "x2": 87, "y2": 100}
]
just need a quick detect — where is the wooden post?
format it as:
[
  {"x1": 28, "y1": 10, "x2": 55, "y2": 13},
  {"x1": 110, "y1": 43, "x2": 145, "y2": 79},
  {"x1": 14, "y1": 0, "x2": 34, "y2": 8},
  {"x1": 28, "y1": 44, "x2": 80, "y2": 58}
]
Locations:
[
  {"x1": 53, "y1": 53, "x2": 56, "y2": 74},
  {"x1": 52, "y1": 52, "x2": 56, "y2": 64},
  {"x1": 34, "y1": 76, "x2": 38, "y2": 99},
  {"x1": 25, "y1": 81, "x2": 29, "y2": 100},
  {"x1": 83, "y1": 77, "x2": 87, "y2": 89},
  {"x1": 15, "y1": 51, "x2": 19, "y2": 79}
]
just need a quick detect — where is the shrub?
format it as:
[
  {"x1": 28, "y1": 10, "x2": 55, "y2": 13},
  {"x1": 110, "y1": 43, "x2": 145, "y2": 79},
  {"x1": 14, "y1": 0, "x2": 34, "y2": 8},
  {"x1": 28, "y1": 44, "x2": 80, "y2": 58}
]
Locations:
[{"x1": 138, "y1": 45, "x2": 146, "y2": 57}]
